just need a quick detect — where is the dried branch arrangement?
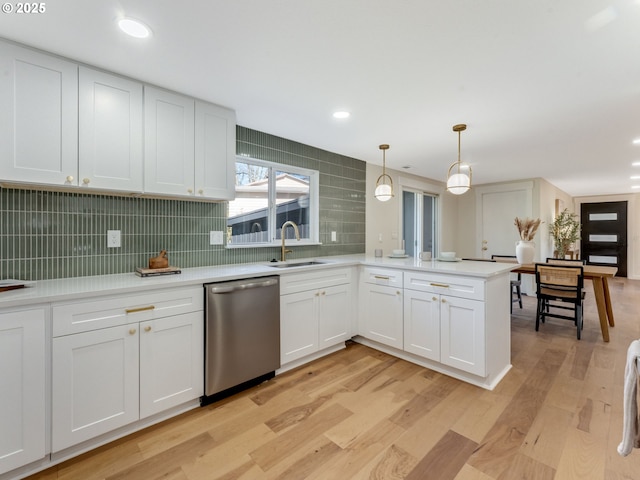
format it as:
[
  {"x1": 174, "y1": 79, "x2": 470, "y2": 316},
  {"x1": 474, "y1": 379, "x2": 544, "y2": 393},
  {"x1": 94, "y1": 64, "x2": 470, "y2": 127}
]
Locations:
[{"x1": 514, "y1": 217, "x2": 542, "y2": 241}]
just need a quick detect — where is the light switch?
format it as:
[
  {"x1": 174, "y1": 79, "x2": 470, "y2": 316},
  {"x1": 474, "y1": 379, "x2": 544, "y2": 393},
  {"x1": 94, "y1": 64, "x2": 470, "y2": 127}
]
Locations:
[
  {"x1": 331, "y1": 231, "x2": 337, "y2": 242},
  {"x1": 210, "y1": 231, "x2": 224, "y2": 245},
  {"x1": 107, "y1": 230, "x2": 121, "y2": 248}
]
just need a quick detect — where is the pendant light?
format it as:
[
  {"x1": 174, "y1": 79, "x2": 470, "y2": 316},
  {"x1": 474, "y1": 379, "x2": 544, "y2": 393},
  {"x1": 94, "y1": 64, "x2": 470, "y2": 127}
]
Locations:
[
  {"x1": 446, "y1": 124, "x2": 472, "y2": 195},
  {"x1": 374, "y1": 144, "x2": 394, "y2": 202}
]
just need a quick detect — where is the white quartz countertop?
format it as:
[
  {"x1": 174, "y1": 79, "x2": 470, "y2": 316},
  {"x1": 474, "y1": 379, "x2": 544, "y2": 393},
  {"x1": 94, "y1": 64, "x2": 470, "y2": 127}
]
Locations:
[{"x1": 0, "y1": 254, "x2": 515, "y2": 308}]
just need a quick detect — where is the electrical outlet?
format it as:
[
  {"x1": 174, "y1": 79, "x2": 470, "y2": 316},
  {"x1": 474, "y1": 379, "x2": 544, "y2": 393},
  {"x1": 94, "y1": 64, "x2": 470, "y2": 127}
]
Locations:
[
  {"x1": 107, "y1": 230, "x2": 121, "y2": 248},
  {"x1": 209, "y1": 231, "x2": 224, "y2": 245}
]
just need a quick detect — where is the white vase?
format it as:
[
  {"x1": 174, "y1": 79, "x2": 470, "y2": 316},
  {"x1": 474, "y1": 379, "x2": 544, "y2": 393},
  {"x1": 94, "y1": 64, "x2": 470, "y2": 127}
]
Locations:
[{"x1": 515, "y1": 240, "x2": 535, "y2": 264}]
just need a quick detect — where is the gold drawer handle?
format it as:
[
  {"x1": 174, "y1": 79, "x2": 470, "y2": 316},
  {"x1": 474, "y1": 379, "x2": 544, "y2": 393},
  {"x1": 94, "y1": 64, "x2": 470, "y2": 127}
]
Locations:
[
  {"x1": 129, "y1": 328, "x2": 136, "y2": 335},
  {"x1": 430, "y1": 282, "x2": 450, "y2": 288},
  {"x1": 144, "y1": 326, "x2": 152, "y2": 332},
  {"x1": 374, "y1": 275, "x2": 390, "y2": 280},
  {"x1": 125, "y1": 305, "x2": 155, "y2": 314}
]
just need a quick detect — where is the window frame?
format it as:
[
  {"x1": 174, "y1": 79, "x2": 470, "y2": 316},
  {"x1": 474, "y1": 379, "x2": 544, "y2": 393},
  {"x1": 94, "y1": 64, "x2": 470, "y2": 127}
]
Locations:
[
  {"x1": 226, "y1": 156, "x2": 320, "y2": 248},
  {"x1": 398, "y1": 176, "x2": 444, "y2": 257}
]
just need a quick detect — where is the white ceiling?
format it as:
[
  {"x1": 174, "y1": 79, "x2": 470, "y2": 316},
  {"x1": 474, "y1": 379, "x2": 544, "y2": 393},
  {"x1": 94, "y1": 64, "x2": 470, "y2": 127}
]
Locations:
[{"x1": 1, "y1": 1, "x2": 640, "y2": 197}]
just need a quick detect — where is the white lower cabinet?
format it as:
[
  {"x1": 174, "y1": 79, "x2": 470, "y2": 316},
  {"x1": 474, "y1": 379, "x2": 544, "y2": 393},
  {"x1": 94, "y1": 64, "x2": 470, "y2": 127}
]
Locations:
[
  {"x1": 52, "y1": 324, "x2": 139, "y2": 451},
  {"x1": 359, "y1": 268, "x2": 403, "y2": 349},
  {"x1": 139, "y1": 313, "x2": 203, "y2": 419},
  {"x1": 0, "y1": 306, "x2": 47, "y2": 475},
  {"x1": 403, "y1": 271, "x2": 486, "y2": 376},
  {"x1": 280, "y1": 268, "x2": 353, "y2": 365},
  {"x1": 439, "y1": 294, "x2": 485, "y2": 376},
  {"x1": 403, "y1": 289, "x2": 440, "y2": 361},
  {"x1": 51, "y1": 287, "x2": 203, "y2": 452}
]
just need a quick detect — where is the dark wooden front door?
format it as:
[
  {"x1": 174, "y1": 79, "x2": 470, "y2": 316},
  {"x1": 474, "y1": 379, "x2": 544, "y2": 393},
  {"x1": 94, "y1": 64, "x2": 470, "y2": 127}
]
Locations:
[{"x1": 580, "y1": 201, "x2": 627, "y2": 277}]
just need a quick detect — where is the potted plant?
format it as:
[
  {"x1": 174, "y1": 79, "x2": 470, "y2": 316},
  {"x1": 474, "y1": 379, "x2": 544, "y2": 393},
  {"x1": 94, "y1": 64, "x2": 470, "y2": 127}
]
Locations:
[
  {"x1": 514, "y1": 217, "x2": 542, "y2": 264},
  {"x1": 550, "y1": 208, "x2": 580, "y2": 258}
]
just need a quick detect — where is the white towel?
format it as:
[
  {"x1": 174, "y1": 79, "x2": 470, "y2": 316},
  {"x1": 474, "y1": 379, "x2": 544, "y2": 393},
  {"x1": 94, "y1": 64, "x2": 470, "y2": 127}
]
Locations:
[{"x1": 618, "y1": 339, "x2": 640, "y2": 456}]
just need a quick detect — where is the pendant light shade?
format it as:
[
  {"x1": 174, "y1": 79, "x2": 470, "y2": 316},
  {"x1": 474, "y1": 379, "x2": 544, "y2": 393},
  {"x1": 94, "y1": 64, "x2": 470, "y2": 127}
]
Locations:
[
  {"x1": 446, "y1": 124, "x2": 472, "y2": 195},
  {"x1": 375, "y1": 144, "x2": 394, "y2": 201}
]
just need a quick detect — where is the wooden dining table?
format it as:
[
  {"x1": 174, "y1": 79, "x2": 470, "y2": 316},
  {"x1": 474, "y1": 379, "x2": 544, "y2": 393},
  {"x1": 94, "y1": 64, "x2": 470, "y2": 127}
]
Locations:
[{"x1": 510, "y1": 263, "x2": 618, "y2": 342}]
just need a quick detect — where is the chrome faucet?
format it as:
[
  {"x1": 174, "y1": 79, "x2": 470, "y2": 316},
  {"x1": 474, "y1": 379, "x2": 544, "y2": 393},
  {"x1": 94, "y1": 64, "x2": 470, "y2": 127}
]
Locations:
[{"x1": 281, "y1": 220, "x2": 300, "y2": 261}]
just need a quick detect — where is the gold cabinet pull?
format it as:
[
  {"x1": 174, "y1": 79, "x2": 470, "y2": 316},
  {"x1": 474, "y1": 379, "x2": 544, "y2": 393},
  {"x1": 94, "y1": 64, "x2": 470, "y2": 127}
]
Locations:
[
  {"x1": 430, "y1": 282, "x2": 450, "y2": 288},
  {"x1": 66, "y1": 175, "x2": 74, "y2": 183},
  {"x1": 144, "y1": 326, "x2": 152, "y2": 332},
  {"x1": 125, "y1": 305, "x2": 155, "y2": 314},
  {"x1": 432, "y1": 297, "x2": 438, "y2": 301},
  {"x1": 374, "y1": 275, "x2": 390, "y2": 280},
  {"x1": 129, "y1": 328, "x2": 136, "y2": 335},
  {"x1": 82, "y1": 178, "x2": 90, "y2": 185}
]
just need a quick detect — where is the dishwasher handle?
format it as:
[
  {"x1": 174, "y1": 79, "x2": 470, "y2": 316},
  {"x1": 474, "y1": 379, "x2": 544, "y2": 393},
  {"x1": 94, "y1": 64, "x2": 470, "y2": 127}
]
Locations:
[{"x1": 207, "y1": 277, "x2": 278, "y2": 294}]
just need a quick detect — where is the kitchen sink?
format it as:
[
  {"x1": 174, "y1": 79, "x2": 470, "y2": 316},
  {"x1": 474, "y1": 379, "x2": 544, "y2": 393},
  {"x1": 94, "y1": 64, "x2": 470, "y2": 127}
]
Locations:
[{"x1": 267, "y1": 261, "x2": 326, "y2": 268}]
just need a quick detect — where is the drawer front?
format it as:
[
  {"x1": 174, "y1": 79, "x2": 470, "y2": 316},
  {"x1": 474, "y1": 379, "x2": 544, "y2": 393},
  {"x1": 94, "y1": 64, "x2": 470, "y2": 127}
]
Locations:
[
  {"x1": 361, "y1": 267, "x2": 403, "y2": 288},
  {"x1": 52, "y1": 287, "x2": 203, "y2": 337},
  {"x1": 279, "y1": 267, "x2": 352, "y2": 295},
  {"x1": 404, "y1": 271, "x2": 484, "y2": 301}
]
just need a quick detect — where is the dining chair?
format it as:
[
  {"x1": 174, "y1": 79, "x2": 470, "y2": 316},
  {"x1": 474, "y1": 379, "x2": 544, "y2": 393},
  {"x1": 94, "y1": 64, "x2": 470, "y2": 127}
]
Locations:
[
  {"x1": 491, "y1": 255, "x2": 522, "y2": 313},
  {"x1": 534, "y1": 263, "x2": 585, "y2": 339}
]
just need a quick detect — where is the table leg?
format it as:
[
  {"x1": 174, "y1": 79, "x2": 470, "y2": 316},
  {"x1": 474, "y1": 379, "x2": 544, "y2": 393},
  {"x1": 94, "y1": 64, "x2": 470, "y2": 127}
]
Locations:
[
  {"x1": 603, "y1": 277, "x2": 615, "y2": 327},
  {"x1": 591, "y1": 277, "x2": 610, "y2": 342}
]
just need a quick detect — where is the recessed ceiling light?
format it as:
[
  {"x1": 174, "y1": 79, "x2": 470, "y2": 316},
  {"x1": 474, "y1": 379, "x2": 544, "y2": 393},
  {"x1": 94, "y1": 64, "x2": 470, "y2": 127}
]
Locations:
[
  {"x1": 632, "y1": 185, "x2": 640, "y2": 189},
  {"x1": 633, "y1": 161, "x2": 640, "y2": 167},
  {"x1": 118, "y1": 17, "x2": 152, "y2": 38},
  {"x1": 333, "y1": 111, "x2": 350, "y2": 119},
  {"x1": 631, "y1": 175, "x2": 640, "y2": 180},
  {"x1": 633, "y1": 138, "x2": 640, "y2": 145}
]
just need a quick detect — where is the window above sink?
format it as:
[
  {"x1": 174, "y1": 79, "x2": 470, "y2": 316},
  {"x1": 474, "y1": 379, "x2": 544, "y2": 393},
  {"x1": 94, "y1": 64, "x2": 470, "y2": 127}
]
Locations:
[{"x1": 226, "y1": 157, "x2": 319, "y2": 248}]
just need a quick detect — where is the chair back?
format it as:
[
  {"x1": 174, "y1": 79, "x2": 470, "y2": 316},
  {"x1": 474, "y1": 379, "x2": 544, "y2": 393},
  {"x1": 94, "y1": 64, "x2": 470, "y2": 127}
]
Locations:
[
  {"x1": 546, "y1": 258, "x2": 586, "y2": 265},
  {"x1": 535, "y1": 263, "x2": 584, "y2": 297}
]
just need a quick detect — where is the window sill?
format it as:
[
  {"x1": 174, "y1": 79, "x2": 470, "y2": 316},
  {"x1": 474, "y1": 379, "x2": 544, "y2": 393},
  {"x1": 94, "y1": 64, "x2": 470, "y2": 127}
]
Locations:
[{"x1": 226, "y1": 241, "x2": 322, "y2": 249}]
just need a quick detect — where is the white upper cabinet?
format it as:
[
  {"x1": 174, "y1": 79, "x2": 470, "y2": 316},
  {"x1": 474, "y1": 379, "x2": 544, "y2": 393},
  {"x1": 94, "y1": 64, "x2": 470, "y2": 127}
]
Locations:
[
  {"x1": 144, "y1": 88, "x2": 236, "y2": 200},
  {"x1": 0, "y1": 40, "x2": 236, "y2": 200},
  {"x1": 0, "y1": 42, "x2": 78, "y2": 185},
  {"x1": 79, "y1": 67, "x2": 143, "y2": 191},
  {"x1": 194, "y1": 101, "x2": 236, "y2": 200},
  {"x1": 144, "y1": 86, "x2": 195, "y2": 197}
]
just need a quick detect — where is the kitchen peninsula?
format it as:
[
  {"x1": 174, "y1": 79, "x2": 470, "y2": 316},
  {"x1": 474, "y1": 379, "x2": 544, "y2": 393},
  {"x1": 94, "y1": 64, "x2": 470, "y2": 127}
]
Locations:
[{"x1": 0, "y1": 255, "x2": 514, "y2": 480}]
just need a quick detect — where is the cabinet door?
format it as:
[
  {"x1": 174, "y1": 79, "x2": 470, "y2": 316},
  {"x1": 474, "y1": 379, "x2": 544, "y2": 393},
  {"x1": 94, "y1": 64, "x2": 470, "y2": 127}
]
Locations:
[
  {"x1": 0, "y1": 43, "x2": 78, "y2": 185},
  {"x1": 144, "y1": 86, "x2": 195, "y2": 196},
  {"x1": 52, "y1": 325, "x2": 139, "y2": 452},
  {"x1": 79, "y1": 67, "x2": 143, "y2": 191},
  {"x1": 403, "y1": 289, "x2": 440, "y2": 361},
  {"x1": 139, "y1": 312, "x2": 204, "y2": 419},
  {"x1": 360, "y1": 284, "x2": 403, "y2": 349},
  {"x1": 194, "y1": 101, "x2": 236, "y2": 200},
  {"x1": 280, "y1": 291, "x2": 319, "y2": 364},
  {"x1": 0, "y1": 307, "x2": 46, "y2": 475},
  {"x1": 318, "y1": 283, "x2": 351, "y2": 348},
  {"x1": 440, "y1": 295, "x2": 485, "y2": 376}
]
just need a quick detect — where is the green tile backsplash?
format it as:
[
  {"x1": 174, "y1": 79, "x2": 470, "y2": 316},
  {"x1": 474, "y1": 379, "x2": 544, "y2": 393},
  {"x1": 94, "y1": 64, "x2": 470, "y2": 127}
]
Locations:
[{"x1": 0, "y1": 126, "x2": 366, "y2": 281}]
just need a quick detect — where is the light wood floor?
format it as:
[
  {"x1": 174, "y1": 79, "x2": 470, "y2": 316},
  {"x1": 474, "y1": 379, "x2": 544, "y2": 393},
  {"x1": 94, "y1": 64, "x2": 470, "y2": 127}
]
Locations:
[{"x1": 27, "y1": 277, "x2": 640, "y2": 480}]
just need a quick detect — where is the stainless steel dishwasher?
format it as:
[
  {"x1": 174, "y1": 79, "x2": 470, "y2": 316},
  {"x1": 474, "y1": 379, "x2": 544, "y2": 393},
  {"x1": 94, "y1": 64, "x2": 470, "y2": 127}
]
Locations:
[{"x1": 202, "y1": 276, "x2": 280, "y2": 405}]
